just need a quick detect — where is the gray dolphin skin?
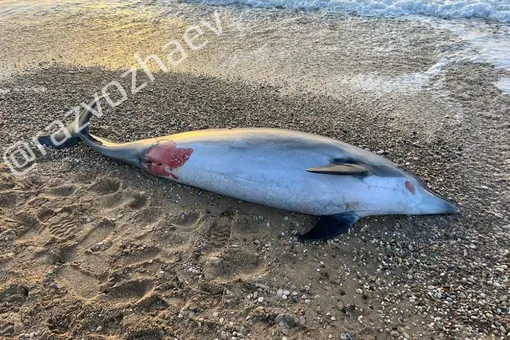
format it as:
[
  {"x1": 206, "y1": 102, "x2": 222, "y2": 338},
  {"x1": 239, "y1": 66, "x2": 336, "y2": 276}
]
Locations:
[{"x1": 38, "y1": 106, "x2": 459, "y2": 241}]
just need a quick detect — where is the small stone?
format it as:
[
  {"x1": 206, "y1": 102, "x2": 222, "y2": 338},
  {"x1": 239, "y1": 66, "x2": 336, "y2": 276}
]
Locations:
[
  {"x1": 257, "y1": 297, "x2": 264, "y2": 303},
  {"x1": 390, "y1": 330, "x2": 400, "y2": 337},
  {"x1": 283, "y1": 290, "x2": 290, "y2": 296},
  {"x1": 275, "y1": 314, "x2": 285, "y2": 323},
  {"x1": 277, "y1": 289, "x2": 283, "y2": 297},
  {"x1": 284, "y1": 314, "x2": 295, "y2": 325},
  {"x1": 96, "y1": 326, "x2": 103, "y2": 332}
]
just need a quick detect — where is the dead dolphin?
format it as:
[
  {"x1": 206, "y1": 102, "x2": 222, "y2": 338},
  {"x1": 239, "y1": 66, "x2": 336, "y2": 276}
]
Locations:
[{"x1": 39, "y1": 106, "x2": 459, "y2": 241}]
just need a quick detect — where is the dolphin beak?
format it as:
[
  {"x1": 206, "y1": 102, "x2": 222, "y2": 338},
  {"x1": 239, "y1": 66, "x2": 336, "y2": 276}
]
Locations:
[{"x1": 418, "y1": 190, "x2": 460, "y2": 215}]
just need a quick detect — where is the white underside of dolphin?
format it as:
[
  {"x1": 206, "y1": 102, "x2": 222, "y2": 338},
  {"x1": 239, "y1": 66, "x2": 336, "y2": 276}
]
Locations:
[{"x1": 38, "y1": 106, "x2": 459, "y2": 241}]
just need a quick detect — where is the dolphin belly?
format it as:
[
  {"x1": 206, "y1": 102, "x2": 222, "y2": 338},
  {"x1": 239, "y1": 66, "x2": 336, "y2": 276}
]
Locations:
[{"x1": 159, "y1": 142, "x2": 395, "y2": 216}]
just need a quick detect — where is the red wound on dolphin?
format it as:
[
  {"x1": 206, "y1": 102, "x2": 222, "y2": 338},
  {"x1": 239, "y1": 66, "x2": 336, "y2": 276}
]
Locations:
[
  {"x1": 145, "y1": 141, "x2": 193, "y2": 180},
  {"x1": 405, "y1": 180, "x2": 416, "y2": 195}
]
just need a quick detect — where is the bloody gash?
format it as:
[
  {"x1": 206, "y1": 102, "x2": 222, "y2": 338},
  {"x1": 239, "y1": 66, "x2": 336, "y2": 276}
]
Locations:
[
  {"x1": 143, "y1": 141, "x2": 194, "y2": 179},
  {"x1": 39, "y1": 106, "x2": 459, "y2": 241}
]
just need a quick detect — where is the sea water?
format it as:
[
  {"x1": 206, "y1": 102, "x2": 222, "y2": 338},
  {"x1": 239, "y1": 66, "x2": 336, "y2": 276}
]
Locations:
[{"x1": 0, "y1": 0, "x2": 509, "y2": 94}]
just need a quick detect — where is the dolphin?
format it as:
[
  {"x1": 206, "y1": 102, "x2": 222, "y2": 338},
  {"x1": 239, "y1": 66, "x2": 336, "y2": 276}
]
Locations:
[{"x1": 38, "y1": 106, "x2": 459, "y2": 241}]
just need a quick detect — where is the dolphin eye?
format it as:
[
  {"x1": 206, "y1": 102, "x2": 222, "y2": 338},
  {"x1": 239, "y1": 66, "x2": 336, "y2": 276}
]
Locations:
[{"x1": 405, "y1": 180, "x2": 416, "y2": 195}]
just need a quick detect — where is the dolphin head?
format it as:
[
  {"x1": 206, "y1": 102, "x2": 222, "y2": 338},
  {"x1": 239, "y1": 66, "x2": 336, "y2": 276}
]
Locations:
[{"x1": 402, "y1": 175, "x2": 459, "y2": 215}]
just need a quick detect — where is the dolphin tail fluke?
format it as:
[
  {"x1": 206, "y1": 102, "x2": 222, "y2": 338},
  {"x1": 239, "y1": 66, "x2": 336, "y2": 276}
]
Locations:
[
  {"x1": 298, "y1": 213, "x2": 359, "y2": 242},
  {"x1": 38, "y1": 104, "x2": 95, "y2": 149},
  {"x1": 38, "y1": 104, "x2": 145, "y2": 168}
]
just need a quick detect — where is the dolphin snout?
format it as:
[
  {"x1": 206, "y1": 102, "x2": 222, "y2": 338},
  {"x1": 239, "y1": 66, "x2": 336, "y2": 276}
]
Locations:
[{"x1": 417, "y1": 190, "x2": 459, "y2": 215}]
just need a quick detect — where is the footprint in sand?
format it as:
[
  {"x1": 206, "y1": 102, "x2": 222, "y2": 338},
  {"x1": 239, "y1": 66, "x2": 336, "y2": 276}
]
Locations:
[
  {"x1": 45, "y1": 206, "x2": 81, "y2": 241},
  {"x1": 203, "y1": 240, "x2": 264, "y2": 282},
  {"x1": 45, "y1": 184, "x2": 77, "y2": 197},
  {"x1": 106, "y1": 279, "x2": 153, "y2": 301},
  {"x1": 79, "y1": 218, "x2": 116, "y2": 251},
  {"x1": 132, "y1": 207, "x2": 164, "y2": 225},
  {"x1": 55, "y1": 265, "x2": 100, "y2": 300},
  {"x1": 206, "y1": 214, "x2": 233, "y2": 250},
  {"x1": 90, "y1": 177, "x2": 122, "y2": 195},
  {"x1": 36, "y1": 206, "x2": 56, "y2": 222},
  {"x1": 169, "y1": 210, "x2": 202, "y2": 229},
  {"x1": 98, "y1": 190, "x2": 149, "y2": 210},
  {"x1": 117, "y1": 246, "x2": 161, "y2": 266},
  {"x1": 204, "y1": 209, "x2": 251, "y2": 251},
  {"x1": 56, "y1": 218, "x2": 116, "y2": 274},
  {"x1": 98, "y1": 191, "x2": 126, "y2": 209},
  {"x1": 0, "y1": 284, "x2": 29, "y2": 313},
  {"x1": 13, "y1": 211, "x2": 40, "y2": 236}
]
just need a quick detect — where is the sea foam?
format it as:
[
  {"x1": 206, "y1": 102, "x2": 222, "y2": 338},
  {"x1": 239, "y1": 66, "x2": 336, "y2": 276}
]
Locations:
[{"x1": 192, "y1": 0, "x2": 510, "y2": 22}]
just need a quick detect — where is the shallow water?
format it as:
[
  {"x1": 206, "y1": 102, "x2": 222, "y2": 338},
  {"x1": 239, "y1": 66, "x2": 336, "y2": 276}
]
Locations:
[{"x1": 0, "y1": 0, "x2": 508, "y2": 95}]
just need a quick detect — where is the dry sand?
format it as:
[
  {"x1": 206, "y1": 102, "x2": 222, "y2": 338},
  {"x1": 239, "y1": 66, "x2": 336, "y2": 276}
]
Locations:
[{"x1": 0, "y1": 4, "x2": 509, "y2": 340}]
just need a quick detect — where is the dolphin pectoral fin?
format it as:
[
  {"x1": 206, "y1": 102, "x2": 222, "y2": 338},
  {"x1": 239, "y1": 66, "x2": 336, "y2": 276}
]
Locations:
[
  {"x1": 298, "y1": 213, "x2": 359, "y2": 242},
  {"x1": 306, "y1": 163, "x2": 369, "y2": 176}
]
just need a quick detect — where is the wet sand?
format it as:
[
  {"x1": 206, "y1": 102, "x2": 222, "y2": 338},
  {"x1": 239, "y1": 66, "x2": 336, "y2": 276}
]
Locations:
[{"x1": 0, "y1": 4, "x2": 509, "y2": 339}]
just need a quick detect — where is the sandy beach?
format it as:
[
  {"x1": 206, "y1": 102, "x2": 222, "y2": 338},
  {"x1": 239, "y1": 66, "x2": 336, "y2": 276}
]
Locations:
[{"x1": 0, "y1": 2, "x2": 509, "y2": 339}]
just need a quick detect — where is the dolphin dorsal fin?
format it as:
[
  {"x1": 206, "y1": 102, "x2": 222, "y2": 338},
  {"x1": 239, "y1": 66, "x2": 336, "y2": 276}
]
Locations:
[{"x1": 306, "y1": 162, "x2": 369, "y2": 175}]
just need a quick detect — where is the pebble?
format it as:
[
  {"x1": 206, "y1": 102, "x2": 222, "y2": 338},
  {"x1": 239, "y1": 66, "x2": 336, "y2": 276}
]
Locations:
[{"x1": 284, "y1": 314, "x2": 295, "y2": 325}]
